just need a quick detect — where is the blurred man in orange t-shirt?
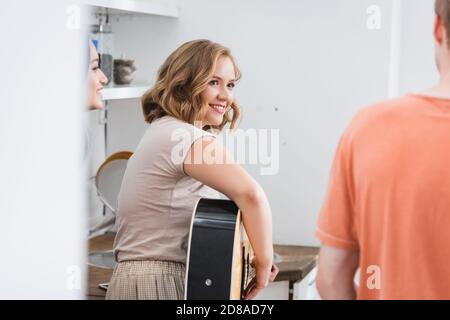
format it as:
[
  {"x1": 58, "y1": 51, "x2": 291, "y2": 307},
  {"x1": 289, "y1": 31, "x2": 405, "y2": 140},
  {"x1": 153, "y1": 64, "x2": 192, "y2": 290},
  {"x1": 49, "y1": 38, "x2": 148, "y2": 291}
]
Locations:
[{"x1": 316, "y1": 0, "x2": 450, "y2": 299}]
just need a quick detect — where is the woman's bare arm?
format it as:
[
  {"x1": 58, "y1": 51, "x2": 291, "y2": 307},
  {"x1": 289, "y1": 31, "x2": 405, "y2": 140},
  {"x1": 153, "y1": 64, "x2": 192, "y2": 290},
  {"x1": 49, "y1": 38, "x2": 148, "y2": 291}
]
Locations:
[{"x1": 184, "y1": 137, "x2": 275, "y2": 299}]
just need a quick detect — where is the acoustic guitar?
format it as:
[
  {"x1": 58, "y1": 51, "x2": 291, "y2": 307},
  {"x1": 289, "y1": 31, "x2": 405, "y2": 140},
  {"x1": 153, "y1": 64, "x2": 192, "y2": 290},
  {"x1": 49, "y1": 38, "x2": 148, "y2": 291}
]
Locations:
[{"x1": 184, "y1": 198, "x2": 254, "y2": 300}]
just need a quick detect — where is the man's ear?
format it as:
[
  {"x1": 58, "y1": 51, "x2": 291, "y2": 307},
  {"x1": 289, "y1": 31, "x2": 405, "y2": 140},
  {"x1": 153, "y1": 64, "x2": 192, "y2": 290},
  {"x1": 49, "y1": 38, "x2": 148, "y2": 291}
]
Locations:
[{"x1": 434, "y1": 15, "x2": 444, "y2": 45}]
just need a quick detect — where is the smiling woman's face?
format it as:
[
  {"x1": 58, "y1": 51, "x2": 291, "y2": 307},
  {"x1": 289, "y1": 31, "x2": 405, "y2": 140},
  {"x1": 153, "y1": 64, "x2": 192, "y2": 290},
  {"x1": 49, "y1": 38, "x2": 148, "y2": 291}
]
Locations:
[
  {"x1": 87, "y1": 42, "x2": 108, "y2": 110},
  {"x1": 201, "y1": 56, "x2": 236, "y2": 127}
]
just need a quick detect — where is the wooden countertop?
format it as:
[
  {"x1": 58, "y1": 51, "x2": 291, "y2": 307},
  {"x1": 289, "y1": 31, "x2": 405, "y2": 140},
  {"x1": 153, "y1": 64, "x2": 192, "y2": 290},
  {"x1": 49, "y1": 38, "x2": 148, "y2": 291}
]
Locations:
[
  {"x1": 87, "y1": 233, "x2": 319, "y2": 299},
  {"x1": 273, "y1": 244, "x2": 319, "y2": 283},
  {"x1": 87, "y1": 233, "x2": 116, "y2": 299}
]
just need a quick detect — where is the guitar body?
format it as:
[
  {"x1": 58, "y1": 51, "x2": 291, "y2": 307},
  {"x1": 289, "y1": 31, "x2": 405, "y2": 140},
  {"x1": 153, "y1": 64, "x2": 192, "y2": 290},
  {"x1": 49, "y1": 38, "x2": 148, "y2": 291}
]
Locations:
[{"x1": 185, "y1": 198, "x2": 252, "y2": 300}]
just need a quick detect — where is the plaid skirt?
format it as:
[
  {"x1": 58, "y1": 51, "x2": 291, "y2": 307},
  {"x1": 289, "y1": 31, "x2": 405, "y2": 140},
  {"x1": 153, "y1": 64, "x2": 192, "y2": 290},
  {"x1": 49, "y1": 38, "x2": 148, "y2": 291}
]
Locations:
[{"x1": 105, "y1": 260, "x2": 186, "y2": 300}]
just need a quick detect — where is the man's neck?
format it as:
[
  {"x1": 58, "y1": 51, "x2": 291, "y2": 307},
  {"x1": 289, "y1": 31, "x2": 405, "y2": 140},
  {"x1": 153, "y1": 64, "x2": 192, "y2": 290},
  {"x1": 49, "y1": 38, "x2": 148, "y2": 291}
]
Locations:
[{"x1": 419, "y1": 67, "x2": 450, "y2": 99}]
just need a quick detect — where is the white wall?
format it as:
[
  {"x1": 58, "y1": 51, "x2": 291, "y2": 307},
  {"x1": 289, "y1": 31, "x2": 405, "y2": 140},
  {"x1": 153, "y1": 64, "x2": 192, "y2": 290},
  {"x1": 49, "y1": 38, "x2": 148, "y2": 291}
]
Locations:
[
  {"x1": 0, "y1": 1, "x2": 86, "y2": 298},
  {"x1": 399, "y1": 0, "x2": 438, "y2": 94},
  {"x1": 95, "y1": 0, "x2": 438, "y2": 247}
]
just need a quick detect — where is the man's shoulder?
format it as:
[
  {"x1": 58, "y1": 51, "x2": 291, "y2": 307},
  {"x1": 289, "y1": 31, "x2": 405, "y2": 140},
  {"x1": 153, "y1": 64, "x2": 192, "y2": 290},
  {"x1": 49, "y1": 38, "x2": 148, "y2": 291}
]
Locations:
[
  {"x1": 346, "y1": 95, "x2": 416, "y2": 135},
  {"x1": 354, "y1": 95, "x2": 415, "y2": 125}
]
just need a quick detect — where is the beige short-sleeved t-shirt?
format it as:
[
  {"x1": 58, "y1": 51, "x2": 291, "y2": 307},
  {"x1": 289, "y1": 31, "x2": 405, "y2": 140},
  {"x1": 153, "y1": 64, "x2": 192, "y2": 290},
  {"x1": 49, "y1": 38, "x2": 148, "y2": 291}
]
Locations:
[{"x1": 113, "y1": 116, "x2": 221, "y2": 264}]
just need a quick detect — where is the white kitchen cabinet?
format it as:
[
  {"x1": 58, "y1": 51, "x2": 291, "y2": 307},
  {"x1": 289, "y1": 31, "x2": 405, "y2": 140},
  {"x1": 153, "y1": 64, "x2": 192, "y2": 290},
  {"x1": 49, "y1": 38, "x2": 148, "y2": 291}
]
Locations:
[{"x1": 85, "y1": 0, "x2": 178, "y2": 17}]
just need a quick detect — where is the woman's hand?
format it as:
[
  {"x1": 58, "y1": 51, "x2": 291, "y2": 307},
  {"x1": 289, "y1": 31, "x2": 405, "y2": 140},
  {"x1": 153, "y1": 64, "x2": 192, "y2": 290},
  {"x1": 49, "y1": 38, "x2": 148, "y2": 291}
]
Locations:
[
  {"x1": 269, "y1": 263, "x2": 279, "y2": 282},
  {"x1": 244, "y1": 261, "x2": 279, "y2": 300}
]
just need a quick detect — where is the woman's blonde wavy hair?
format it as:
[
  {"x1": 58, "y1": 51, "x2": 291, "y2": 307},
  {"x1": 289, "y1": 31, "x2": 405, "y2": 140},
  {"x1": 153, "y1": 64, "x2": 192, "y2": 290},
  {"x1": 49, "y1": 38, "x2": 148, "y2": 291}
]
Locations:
[{"x1": 141, "y1": 39, "x2": 241, "y2": 131}]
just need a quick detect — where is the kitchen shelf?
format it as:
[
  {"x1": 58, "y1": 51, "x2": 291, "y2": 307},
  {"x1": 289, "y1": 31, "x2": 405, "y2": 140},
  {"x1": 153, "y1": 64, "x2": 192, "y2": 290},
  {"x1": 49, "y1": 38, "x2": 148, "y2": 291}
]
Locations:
[
  {"x1": 85, "y1": 0, "x2": 179, "y2": 18},
  {"x1": 102, "y1": 83, "x2": 151, "y2": 100}
]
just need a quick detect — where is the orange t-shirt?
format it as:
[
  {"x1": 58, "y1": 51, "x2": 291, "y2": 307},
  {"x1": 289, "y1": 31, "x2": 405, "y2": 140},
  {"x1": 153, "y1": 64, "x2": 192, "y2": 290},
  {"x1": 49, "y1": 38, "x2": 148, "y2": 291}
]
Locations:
[{"x1": 316, "y1": 94, "x2": 450, "y2": 300}]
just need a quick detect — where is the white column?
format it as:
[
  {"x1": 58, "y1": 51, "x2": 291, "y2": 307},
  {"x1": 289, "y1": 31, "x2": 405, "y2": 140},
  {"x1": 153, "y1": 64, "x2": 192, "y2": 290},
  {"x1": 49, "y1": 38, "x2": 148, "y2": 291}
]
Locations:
[
  {"x1": 0, "y1": 0, "x2": 86, "y2": 299},
  {"x1": 388, "y1": 0, "x2": 403, "y2": 98}
]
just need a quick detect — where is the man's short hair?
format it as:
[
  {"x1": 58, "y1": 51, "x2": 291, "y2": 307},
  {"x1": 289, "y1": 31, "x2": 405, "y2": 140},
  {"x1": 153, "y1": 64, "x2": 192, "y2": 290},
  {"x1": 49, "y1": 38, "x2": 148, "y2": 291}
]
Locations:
[{"x1": 436, "y1": 0, "x2": 450, "y2": 46}]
